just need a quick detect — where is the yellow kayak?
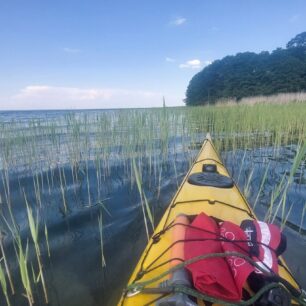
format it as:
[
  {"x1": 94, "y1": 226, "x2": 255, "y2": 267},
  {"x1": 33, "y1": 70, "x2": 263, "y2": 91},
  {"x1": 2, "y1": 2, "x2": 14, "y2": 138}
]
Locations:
[{"x1": 118, "y1": 134, "x2": 304, "y2": 306}]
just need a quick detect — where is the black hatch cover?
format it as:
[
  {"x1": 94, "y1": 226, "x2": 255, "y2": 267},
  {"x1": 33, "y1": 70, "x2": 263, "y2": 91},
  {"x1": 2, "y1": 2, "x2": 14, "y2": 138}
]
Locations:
[{"x1": 188, "y1": 172, "x2": 234, "y2": 188}]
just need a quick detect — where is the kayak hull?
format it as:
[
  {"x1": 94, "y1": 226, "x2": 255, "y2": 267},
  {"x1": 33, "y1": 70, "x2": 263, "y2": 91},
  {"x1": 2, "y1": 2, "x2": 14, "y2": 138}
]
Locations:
[{"x1": 118, "y1": 136, "x2": 299, "y2": 306}]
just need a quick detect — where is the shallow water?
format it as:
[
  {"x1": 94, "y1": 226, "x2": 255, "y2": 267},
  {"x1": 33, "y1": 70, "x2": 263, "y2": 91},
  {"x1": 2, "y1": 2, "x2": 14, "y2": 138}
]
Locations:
[{"x1": 0, "y1": 110, "x2": 305, "y2": 306}]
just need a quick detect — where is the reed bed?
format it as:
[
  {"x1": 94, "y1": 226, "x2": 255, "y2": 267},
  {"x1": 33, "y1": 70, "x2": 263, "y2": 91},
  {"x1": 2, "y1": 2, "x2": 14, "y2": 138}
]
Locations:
[
  {"x1": 215, "y1": 92, "x2": 306, "y2": 106},
  {"x1": 0, "y1": 101, "x2": 305, "y2": 305},
  {"x1": 0, "y1": 105, "x2": 305, "y2": 179}
]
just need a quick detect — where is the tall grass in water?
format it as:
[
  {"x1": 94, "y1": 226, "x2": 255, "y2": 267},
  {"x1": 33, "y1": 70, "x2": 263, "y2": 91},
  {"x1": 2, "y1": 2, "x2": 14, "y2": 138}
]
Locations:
[
  {"x1": 98, "y1": 211, "x2": 106, "y2": 269},
  {"x1": 263, "y1": 141, "x2": 306, "y2": 227},
  {"x1": 253, "y1": 163, "x2": 270, "y2": 210},
  {"x1": 16, "y1": 239, "x2": 33, "y2": 306},
  {"x1": 25, "y1": 198, "x2": 48, "y2": 303},
  {"x1": 132, "y1": 159, "x2": 154, "y2": 241},
  {"x1": 0, "y1": 100, "x2": 305, "y2": 305},
  {"x1": 44, "y1": 224, "x2": 51, "y2": 259},
  {"x1": 0, "y1": 233, "x2": 14, "y2": 295},
  {"x1": 215, "y1": 92, "x2": 306, "y2": 106},
  {"x1": 0, "y1": 262, "x2": 11, "y2": 306},
  {"x1": 1, "y1": 103, "x2": 306, "y2": 174}
]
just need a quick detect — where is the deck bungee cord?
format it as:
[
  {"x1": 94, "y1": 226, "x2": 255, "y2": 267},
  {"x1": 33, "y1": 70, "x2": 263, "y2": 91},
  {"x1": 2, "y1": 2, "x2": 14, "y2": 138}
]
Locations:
[
  {"x1": 136, "y1": 222, "x2": 278, "y2": 278},
  {"x1": 124, "y1": 252, "x2": 306, "y2": 306},
  {"x1": 124, "y1": 225, "x2": 306, "y2": 304}
]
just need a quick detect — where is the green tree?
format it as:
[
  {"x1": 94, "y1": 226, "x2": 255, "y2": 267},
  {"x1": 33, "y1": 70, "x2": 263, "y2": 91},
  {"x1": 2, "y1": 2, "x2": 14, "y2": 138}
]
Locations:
[
  {"x1": 287, "y1": 32, "x2": 306, "y2": 48},
  {"x1": 185, "y1": 32, "x2": 306, "y2": 106}
]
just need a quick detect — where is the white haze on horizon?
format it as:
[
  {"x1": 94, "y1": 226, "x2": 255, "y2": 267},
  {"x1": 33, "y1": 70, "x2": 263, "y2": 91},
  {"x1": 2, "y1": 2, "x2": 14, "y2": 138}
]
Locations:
[{"x1": 1, "y1": 85, "x2": 184, "y2": 110}]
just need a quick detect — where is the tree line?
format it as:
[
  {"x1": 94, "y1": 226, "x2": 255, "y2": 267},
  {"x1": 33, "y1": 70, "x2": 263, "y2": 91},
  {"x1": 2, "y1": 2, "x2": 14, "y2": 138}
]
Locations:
[{"x1": 185, "y1": 32, "x2": 306, "y2": 106}]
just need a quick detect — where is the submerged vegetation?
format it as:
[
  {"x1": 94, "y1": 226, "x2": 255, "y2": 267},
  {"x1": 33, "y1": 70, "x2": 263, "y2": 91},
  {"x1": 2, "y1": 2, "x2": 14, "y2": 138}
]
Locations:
[{"x1": 0, "y1": 101, "x2": 305, "y2": 305}]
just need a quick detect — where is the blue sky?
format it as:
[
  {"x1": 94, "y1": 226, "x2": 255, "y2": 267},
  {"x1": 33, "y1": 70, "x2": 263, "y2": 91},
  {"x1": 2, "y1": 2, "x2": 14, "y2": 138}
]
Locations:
[{"x1": 1, "y1": 0, "x2": 306, "y2": 110}]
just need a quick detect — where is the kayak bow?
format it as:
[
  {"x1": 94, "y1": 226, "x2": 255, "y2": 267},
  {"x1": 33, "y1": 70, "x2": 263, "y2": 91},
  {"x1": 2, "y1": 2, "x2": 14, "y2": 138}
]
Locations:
[{"x1": 118, "y1": 134, "x2": 302, "y2": 306}]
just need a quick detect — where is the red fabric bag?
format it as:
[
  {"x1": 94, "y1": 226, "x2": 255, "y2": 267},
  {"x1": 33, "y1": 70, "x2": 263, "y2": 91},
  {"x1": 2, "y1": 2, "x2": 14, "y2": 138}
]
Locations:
[
  {"x1": 219, "y1": 221, "x2": 254, "y2": 297},
  {"x1": 184, "y1": 213, "x2": 242, "y2": 301},
  {"x1": 184, "y1": 213, "x2": 282, "y2": 301}
]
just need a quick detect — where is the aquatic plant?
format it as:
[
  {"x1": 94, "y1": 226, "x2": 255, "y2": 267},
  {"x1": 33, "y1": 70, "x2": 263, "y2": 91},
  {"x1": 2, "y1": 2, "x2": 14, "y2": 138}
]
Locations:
[
  {"x1": 0, "y1": 232, "x2": 14, "y2": 295},
  {"x1": 25, "y1": 198, "x2": 48, "y2": 303},
  {"x1": 44, "y1": 224, "x2": 51, "y2": 258},
  {"x1": 269, "y1": 141, "x2": 306, "y2": 225},
  {"x1": 0, "y1": 262, "x2": 11, "y2": 306},
  {"x1": 253, "y1": 163, "x2": 270, "y2": 209},
  {"x1": 132, "y1": 159, "x2": 154, "y2": 241},
  {"x1": 16, "y1": 238, "x2": 33, "y2": 306},
  {"x1": 98, "y1": 211, "x2": 106, "y2": 269},
  {"x1": 0, "y1": 100, "x2": 305, "y2": 306}
]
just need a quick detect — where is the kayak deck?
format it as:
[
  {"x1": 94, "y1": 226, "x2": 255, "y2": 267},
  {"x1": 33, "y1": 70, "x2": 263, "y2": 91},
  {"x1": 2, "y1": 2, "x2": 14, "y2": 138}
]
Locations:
[{"x1": 119, "y1": 137, "x2": 300, "y2": 305}]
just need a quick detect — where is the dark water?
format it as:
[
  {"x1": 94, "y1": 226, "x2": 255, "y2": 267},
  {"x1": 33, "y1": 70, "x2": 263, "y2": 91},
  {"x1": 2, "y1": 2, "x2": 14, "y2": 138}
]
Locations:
[{"x1": 0, "y1": 110, "x2": 305, "y2": 306}]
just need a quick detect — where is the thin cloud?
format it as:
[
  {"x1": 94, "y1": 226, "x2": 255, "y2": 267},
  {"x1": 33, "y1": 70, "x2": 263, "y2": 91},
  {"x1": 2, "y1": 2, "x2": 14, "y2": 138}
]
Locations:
[
  {"x1": 179, "y1": 59, "x2": 201, "y2": 69},
  {"x1": 170, "y1": 17, "x2": 186, "y2": 26},
  {"x1": 10, "y1": 85, "x2": 183, "y2": 109},
  {"x1": 166, "y1": 57, "x2": 175, "y2": 62},
  {"x1": 179, "y1": 59, "x2": 212, "y2": 69},
  {"x1": 63, "y1": 47, "x2": 81, "y2": 54},
  {"x1": 15, "y1": 86, "x2": 112, "y2": 101}
]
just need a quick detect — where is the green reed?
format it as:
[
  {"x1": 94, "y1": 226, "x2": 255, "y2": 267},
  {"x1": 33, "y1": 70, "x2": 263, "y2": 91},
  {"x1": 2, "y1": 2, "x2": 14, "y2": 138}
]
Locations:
[
  {"x1": 0, "y1": 233, "x2": 14, "y2": 295},
  {"x1": 253, "y1": 163, "x2": 270, "y2": 210},
  {"x1": 132, "y1": 158, "x2": 154, "y2": 241},
  {"x1": 16, "y1": 238, "x2": 33, "y2": 306},
  {"x1": 44, "y1": 224, "x2": 51, "y2": 259},
  {"x1": 98, "y1": 210, "x2": 106, "y2": 269},
  {"x1": 0, "y1": 100, "x2": 305, "y2": 305},
  {"x1": 25, "y1": 198, "x2": 48, "y2": 303},
  {"x1": 0, "y1": 262, "x2": 11, "y2": 306}
]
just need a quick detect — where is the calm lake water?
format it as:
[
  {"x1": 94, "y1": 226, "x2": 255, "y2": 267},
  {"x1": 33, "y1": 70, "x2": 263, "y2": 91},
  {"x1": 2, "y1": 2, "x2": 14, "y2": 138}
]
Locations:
[{"x1": 0, "y1": 109, "x2": 305, "y2": 306}]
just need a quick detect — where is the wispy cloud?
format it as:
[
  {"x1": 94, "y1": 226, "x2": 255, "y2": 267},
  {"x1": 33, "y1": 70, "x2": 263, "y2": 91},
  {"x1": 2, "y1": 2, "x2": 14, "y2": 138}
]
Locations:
[
  {"x1": 15, "y1": 86, "x2": 112, "y2": 101},
  {"x1": 9, "y1": 85, "x2": 183, "y2": 109},
  {"x1": 179, "y1": 59, "x2": 212, "y2": 69},
  {"x1": 63, "y1": 47, "x2": 81, "y2": 54},
  {"x1": 179, "y1": 59, "x2": 201, "y2": 69},
  {"x1": 170, "y1": 17, "x2": 186, "y2": 26},
  {"x1": 165, "y1": 57, "x2": 175, "y2": 62}
]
